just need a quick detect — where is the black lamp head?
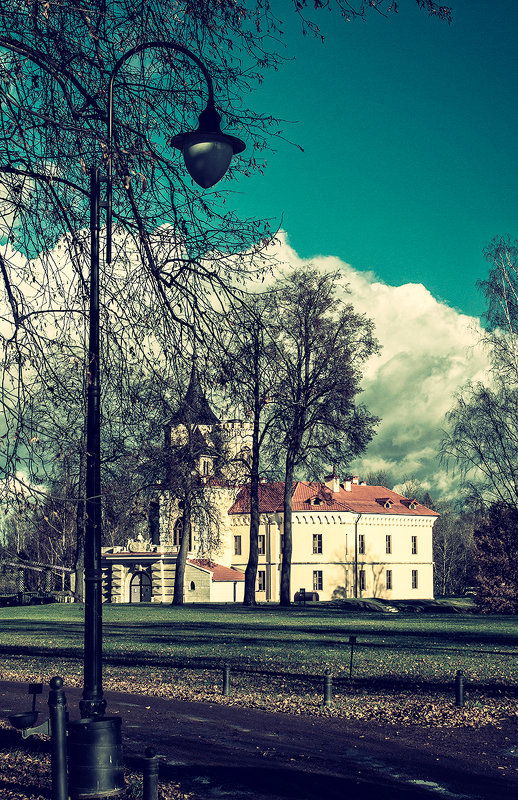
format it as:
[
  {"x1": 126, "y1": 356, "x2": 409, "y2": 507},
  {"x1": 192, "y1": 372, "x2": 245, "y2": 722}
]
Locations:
[{"x1": 171, "y1": 103, "x2": 245, "y2": 188}]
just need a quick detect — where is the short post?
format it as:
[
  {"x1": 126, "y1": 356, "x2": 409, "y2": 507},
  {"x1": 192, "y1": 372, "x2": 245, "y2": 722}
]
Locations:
[
  {"x1": 48, "y1": 676, "x2": 68, "y2": 800},
  {"x1": 455, "y1": 670, "x2": 465, "y2": 707},
  {"x1": 142, "y1": 747, "x2": 159, "y2": 800},
  {"x1": 222, "y1": 663, "x2": 231, "y2": 696},
  {"x1": 348, "y1": 635, "x2": 357, "y2": 680},
  {"x1": 17, "y1": 567, "x2": 25, "y2": 604},
  {"x1": 323, "y1": 669, "x2": 332, "y2": 708}
]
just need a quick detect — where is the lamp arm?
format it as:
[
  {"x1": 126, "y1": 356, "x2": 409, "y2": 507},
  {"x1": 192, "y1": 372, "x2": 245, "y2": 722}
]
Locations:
[{"x1": 106, "y1": 40, "x2": 215, "y2": 263}]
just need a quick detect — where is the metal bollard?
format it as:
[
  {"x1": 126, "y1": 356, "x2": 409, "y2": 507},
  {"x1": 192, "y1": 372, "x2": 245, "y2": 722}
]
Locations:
[
  {"x1": 222, "y1": 663, "x2": 231, "y2": 696},
  {"x1": 142, "y1": 747, "x2": 159, "y2": 800},
  {"x1": 48, "y1": 676, "x2": 68, "y2": 800},
  {"x1": 323, "y1": 669, "x2": 332, "y2": 708},
  {"x1": 455, "y1": 670, "x2": 465, "y2": 707},
  {"x1": 348, "y1": 635, "x2": 357, "y2": 680}
]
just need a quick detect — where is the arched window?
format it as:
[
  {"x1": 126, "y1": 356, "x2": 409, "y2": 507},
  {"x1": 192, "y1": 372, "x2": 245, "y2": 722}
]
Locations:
[
  {"x1": 173, "y1": 517, "x2": 192, "y2": 550},
  {"x1": 190, "y1": 581, "x2": 196, "y2": 591},
  {"x1": 173, "y1": 518, "x2": 183, "y2": 546}
]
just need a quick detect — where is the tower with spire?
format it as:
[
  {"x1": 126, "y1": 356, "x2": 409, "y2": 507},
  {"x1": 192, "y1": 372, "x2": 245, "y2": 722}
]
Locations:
[{"x1": 166, "y1": 360, "x2": 221, "y2": 479}]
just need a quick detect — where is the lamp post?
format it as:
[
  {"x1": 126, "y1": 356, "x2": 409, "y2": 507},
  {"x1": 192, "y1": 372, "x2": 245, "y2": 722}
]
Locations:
[
  {"x1": 0, "y1": 36, "x2": 245, "y2": 797},
  {"x1": 79, "y1": 40, "x2": 245, "y2": 795}
]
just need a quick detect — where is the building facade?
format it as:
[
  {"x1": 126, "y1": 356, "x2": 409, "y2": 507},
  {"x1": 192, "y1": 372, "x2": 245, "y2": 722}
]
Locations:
[
  {"x1": 228, "y1": 475, "x2": 438, "y2": 602},
  {"x1": 101, "y1": 367, "x2": 438, "y2": 603}
]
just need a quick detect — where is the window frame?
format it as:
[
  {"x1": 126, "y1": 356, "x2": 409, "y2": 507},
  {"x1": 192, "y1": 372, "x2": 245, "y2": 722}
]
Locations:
[
  {"x1": 233, "y1": 535, "x2": 242, "y2": 556},
  {"x1": 386, "y1": 534, "x2": 392, "y2": 554},
  {"x1": 411, "y1": 535, "x2": 418, "y2": 555},
  {"x1": 312, "y1": 570, "x2": 323, "y2": 591},
  {"x1": 386, "y1": 569, "x2": 392, "y2": 590},
  {"x1": 312, "y1": 533, "x2": 323, "y2": 554},
  {"x1": 358, "y1": 534, "x2": 365, "y2": 555},
  {"x1": 411, "y1": 569, "x2": 418, "y2": 589},
  {"x1": 173, "y1": 518, "x2": 183, "y2": 547},
  {"x1": 257, "y1": 570, "x2": 266, "y2": 592}
]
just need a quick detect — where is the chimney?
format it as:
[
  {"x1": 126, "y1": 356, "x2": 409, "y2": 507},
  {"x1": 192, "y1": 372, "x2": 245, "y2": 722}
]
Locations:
[
  {"x1": 352, "y1": 476, "x2": 359, "y2": 485},
  {"x1": 324, "y1": 467, "x2": 340, "y2": 494},
  {"x1": 344, "y1": 480, "x2": 352, "y2": 492}
]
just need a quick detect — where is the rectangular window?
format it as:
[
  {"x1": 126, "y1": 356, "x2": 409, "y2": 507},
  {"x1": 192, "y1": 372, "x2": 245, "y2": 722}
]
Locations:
[
  {"x1": 358, "y1": 534, "x2": 365, "y2": 555},
  {"x1": 386, "y1": 535, "x2": 392, "y2": 554},
  {"x1": 412, "y1": 569, "x2": 418, "y2": 589},
  {"x1": 312, "y1": 533, "x2": 322, "y2": 554},
  {"x1": 359, "y1": 570, "x2": 366, "y2": 592},
  {"x1": 257, "y1": 570, "x2": 266, "y2": 591},
  {"x1": 386, "y1": 569, "x2": 392, "y2": 590},
  {"x1": 233, "y1": 535, "x2": 241, "y2": 556},
  {"x1": 411, "y1": 535, "x2": 418, "y2": 555},
  {"x1": 258, "y1": 535, "x2": 266, "y2": 555},
  {"x1": 313, "y1": 570, "x2": 323, "y2": 591}
]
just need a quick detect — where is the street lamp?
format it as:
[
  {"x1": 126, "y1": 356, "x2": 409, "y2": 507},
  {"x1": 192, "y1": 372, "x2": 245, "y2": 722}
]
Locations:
[
  {"x1": 0, "y1": 35, "x2": 245, "y2": 798},
  {"x1": 105, "y1": 40, "x2": 245, "y2": 260},
  {"x1": 80, "y1": 39, "x2": 245, "y2": 796}
]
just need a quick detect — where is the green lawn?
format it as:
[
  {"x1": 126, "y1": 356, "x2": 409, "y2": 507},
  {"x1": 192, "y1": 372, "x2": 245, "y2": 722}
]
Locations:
[
  {"x1": 0, "y1": 603, "x2": 517, "y2": 728},
  {"x1": 0, "y1": 602, "x2": 516, "y2": 688}
]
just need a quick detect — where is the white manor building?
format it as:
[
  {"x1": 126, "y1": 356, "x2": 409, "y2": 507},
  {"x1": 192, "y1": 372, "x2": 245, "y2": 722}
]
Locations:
[
  {"x1": 227, "y1": 474, "x2": 438, "y2": 602},
  {"x1": 101, "y1": 369, "x2": 438, "y2": 603}
]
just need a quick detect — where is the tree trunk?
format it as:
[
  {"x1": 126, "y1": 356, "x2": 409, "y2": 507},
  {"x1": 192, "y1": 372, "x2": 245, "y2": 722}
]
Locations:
[
  {"x1": 172, "y1": 493, "x2": 191, "y2": 606},
  {"x1": 280, "y1": 451, "x2": 296, "y2": 606},
  {"x1": 74, "y1": 498, "x2": 85, "y2": 601},
  {"x1": 243, "y1": 361, "x2": 262, "y2": 606}
]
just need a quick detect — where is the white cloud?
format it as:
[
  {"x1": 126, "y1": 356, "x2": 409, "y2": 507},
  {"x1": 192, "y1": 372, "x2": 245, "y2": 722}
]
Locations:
[{"x1": 265, "y1": 232, "x2": 490, "y2": 499}]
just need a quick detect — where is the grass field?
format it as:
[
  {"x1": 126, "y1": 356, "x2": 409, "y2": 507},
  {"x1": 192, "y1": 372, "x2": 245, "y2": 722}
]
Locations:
[{"x1": 1, "y1": 603, "x2": 517, "y2": 729}]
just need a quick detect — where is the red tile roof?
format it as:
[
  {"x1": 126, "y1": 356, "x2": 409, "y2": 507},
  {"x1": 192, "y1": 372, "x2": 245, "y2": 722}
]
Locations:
[
  {"x1": 227, "y1": 482, "x2": 286, "y2": 514},
  {"x1": 228, "y1": 481, "x2": 438, "y2": 517},
  {"x1": 188, "y1": 559, "x2": 245, "y2": 582}
]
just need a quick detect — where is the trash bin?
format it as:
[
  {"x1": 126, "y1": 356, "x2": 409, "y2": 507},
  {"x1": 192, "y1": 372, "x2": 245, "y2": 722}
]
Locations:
[{"x1": 68, "y1": 716, "x2": 124, "y2": 798}]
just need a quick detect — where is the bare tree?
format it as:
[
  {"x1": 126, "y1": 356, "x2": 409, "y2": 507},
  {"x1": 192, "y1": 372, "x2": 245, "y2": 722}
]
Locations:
[
  {"x1": 441, "y1": 238, "x2": 518, "y2": 511},
  {"x1": 217, "y1": 292, "x2": 280, "y2": 605},
  {"x1": 432, "y1": 503, "x2": 476, "y2": 596},
  {"x1": 264, "y1": 267, "x2": 379, "y2": 605}
]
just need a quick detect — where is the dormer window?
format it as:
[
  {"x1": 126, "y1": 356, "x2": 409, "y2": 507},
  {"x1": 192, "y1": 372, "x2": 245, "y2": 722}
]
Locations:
[
  {"x1": 401, "y1": 498, "x2": 418, "y2": 510},
  {"x1": 306, "y1": 496, "x2": 322, "y2": 506},
  {"x1": 383, "y1": 499, "x2": 393, "y2": 509}
]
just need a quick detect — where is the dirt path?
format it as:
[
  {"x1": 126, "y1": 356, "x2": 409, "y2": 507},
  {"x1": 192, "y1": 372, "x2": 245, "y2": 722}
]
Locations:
[{"x1": 2, "y1": 680, "x2": 517, "y2": 800}]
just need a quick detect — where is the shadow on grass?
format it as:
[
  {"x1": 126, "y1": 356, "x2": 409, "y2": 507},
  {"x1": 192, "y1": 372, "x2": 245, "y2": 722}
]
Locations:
[
  {"x1": 0, "y1": 778, "x2": 50, "y2": 799},
  {"x1": 2, "y1": 615, "x2": 518, "y2": 649},
  {"x1": 1, "y1": 645, "x2": 516, "y2": 696},
  {"x1": 0, "y1": 727, "x2": 50, "y2": 799},
  {"x1": 0, "y1": 726, "x2": 49, "y2": 754}
]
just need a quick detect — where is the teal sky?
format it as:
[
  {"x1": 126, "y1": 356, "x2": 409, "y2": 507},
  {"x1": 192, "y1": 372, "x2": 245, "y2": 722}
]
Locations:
[{"x1": 230, "y1": 0, "x2": 518, "y2": 319}]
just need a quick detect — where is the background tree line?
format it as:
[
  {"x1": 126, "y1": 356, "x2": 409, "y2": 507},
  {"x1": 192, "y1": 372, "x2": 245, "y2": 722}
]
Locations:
[{"x1": 440, "y1": 237, "x2": 518, "y2": 613}]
